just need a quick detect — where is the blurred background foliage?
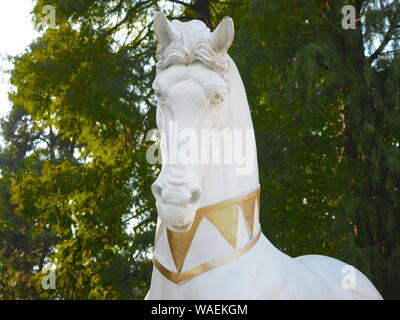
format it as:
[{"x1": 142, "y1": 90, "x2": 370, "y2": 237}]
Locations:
[{"x1": 0, "y1": 0, "x2": 399, "y2": 299}]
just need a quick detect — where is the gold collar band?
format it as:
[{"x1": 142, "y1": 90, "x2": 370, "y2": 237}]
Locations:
[
  {"x1": 153, "y1": 188, "x2": 261, "y2": 284},
  {"x1": 153, "y1": 230, "x2": 261, "y2": 284}
]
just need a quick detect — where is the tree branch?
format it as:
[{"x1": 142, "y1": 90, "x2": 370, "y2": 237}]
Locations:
[
  {"x1": 356, "y1": 0, "x2": 366, "y2": 15},
  {"x1": 103, "y1": 0, "x2": 152, "y2": 36},
  {"x1": 174, "y1": 15, "x2": 195, "y2": 20},
  {"x1": 167, "y1": 0, "x2": 195, "y2": 8},
  {"x1": 367, "y1": 10, "x2": 399, "y2": 64}
]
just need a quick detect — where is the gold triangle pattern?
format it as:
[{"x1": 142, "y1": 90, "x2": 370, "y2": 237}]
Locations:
[
  {"x1": 206, "y1": 204, "x2": 239, "y2": 249},
  {"x1": 166, "y1": 217, "x2": 202, "y2": 272},
  {"x1": 240, "y1": 197, "x2": 255, "y2": 238},
  {"x1": 164, "y1": 188, "x2": 260, "y2": 274}
]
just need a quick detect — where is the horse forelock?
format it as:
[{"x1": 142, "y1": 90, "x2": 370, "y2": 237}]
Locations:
[{"x1": 155, "y1": 19, "x2": 230, "y2": 81}]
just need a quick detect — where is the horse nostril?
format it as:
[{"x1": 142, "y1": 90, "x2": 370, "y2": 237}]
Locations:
[
  {"x1": 188, "y1": 189, "x2": 201, "y2": 205},
  {"x1": 153, "y1": 184, "x2": 201, "y2": 207}
]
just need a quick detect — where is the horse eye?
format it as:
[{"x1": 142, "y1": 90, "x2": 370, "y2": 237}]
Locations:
[
  {"x1": 154, "y1": 90, "x2": 163, "y2": 100},
  {"x1": 211, "y1": 93, "x2": 224, "y2": 104}
]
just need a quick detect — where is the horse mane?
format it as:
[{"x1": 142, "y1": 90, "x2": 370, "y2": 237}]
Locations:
[{"x1": 155, "y1": 19, "x2": 230, "y2": 81}]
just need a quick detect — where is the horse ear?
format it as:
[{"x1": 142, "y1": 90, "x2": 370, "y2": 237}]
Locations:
[
  {"x1": 154, "y1": 12, "x2": 175, "y2": 47},
  {"x1": 210, "y1": 17, "x2": 234, "y2": 53}
]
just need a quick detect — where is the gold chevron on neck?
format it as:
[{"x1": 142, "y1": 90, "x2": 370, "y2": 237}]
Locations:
[
  {"x1": 165, "y1": 188, "x2": 260, "y2": 273},
  {"x1": 166, "y1": 218, "x2": 202, "y2": 273},
  {"x1": 241, "y1": 190, "x2": 260, "y2": 237}
]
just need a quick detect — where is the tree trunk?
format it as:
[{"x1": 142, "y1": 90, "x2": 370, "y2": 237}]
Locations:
[{"x1": 193, "y1": 0, "x2": 212, "y2": 28}]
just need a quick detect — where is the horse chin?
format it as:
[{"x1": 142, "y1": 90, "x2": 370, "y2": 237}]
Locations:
[
  {"x1": 157, "y1": 203, "x2": 196, "y2": 233},
  {"x1": 166, "y1": 221, "x2": 193, "y2": 233}
]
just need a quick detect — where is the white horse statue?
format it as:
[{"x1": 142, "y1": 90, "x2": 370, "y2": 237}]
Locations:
[{"x1": 146, "y1": 12, "x2": 383, "y2": 300}]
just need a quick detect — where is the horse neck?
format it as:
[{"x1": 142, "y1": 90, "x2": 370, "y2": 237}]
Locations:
[
  {"x1": 154, "y1": 57, "x2": 261, "y2": 276},
  {"x1": 200, "y1": 56, "x2": 259, "y2": 207}
]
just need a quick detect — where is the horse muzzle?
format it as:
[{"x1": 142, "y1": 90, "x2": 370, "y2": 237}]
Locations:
[{"x1": 151, "y1": 181, "x2": 202, "y2": 232}]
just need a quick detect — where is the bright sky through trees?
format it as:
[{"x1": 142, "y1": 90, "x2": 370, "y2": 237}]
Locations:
[{"x1": 0, "y1": 0, "x2": 38, "y2": 117}]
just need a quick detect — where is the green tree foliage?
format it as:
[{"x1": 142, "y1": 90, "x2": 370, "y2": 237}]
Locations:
[
  {"x1": 232, "y1": 0, "x2": 399, "y2": 298},
  {"x1": 0, "y1": 0, "x2": 238, "y2": 300},
  {"x1": 1, "y1": 1, "x2": 161, "y2": 299},
  {"x1": 0, "y1": 0, "x2": 399, "y2": 299}
]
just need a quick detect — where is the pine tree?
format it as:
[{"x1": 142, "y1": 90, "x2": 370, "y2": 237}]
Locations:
[{"x1": 233, "y1": 0, "x2": 400, "y2": 298}]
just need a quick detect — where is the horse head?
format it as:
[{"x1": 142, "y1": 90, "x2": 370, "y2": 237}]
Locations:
[{"x1": 151, "y1": 12, "x2": 234, "y2": 232}]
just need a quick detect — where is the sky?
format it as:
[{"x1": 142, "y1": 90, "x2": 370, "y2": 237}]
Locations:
[{"x1": 0, "y1": 0, "x2": 39, "y2": 118}]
